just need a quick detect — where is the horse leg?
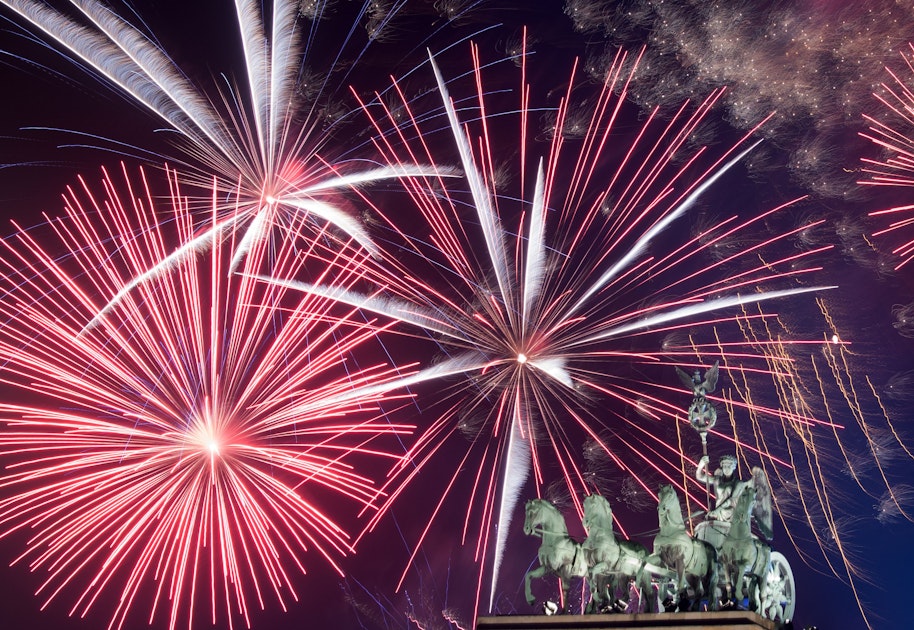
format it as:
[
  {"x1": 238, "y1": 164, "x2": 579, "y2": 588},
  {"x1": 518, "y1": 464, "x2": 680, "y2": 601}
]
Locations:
[
  {"x1": 585, "y1": 571, "x2": 598, "y2": 613},
  {"x1": 672, "y1": 564, "x2": 688, "y2": 612},
  {"x1": 707, "y1": 551, "x2": 719, "y2": 612},
  {"x1": 686, "y1": 551, "x2": 709, "y2": 612},
  {"x1": 705, "y1": 561, "x2": 719, "y2": 612},
  {"x1": 610, "y1": 576, "x2": 630, "y2": 613},
  {"x1": 587, "y1": 562, "x2": 608, "y2": 613},
  {"x1": 634, "y1": 562, "x2": 655, "y2": 613},
  {"x1": 718, "y1": 560, "x2": 732, "y2": 608},
  {"x1": 695, "y1": 565, "x2": 711, "y2": 612},
  {"x1": 697, "y1": 546, "x2": 719, "y2": 610},
  {"x1": 733, "y1": 568, "x2": 746, "y2": 609},
  {"x1": 643, "y1": 554, "x2": 665, "y2": 612},
  {"x1": 752, "y1": 547, "x2": 770, "y2": 613},
  {"x1": 525, "y1": 565, "x2": 548, "y2": 607},
  {"x1": 748, "y1": 573, "x2": 761, "y2": 612},
  {"x1": 584, "y1": 582, "x2": 596, "y2": 614},
  {"x1": 636, "y1": 573, "x2": 651, "y2": 613}
]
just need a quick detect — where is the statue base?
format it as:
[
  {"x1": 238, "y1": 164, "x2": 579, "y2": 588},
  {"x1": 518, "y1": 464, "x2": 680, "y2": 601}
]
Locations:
[{"x1": 477, "y1": 610, "x2": 777, "y2": 629}]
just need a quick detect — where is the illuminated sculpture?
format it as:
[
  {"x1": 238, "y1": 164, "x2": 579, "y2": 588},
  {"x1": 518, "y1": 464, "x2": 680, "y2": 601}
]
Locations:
[{"x1": 519, "y1": 363, "x2": 796, "y2": 622}]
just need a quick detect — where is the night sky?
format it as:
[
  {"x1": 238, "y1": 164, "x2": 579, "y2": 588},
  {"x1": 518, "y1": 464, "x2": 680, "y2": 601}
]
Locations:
[{"x1": 1, "y1": 2, "x2": 914, "y2": 629}]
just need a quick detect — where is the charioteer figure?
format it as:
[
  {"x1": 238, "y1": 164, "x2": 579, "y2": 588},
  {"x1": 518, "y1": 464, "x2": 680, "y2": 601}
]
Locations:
[
  {"x1": 697, "y1": 455, "x2": 745, "y2": 524},
  {"x1": 694, "y1": 454, "x2": 774, "y2": 544}
]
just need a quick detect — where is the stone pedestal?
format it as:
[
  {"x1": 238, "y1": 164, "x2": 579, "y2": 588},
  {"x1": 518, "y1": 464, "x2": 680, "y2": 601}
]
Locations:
[{"x1": 477, "y1": 611, "x2": 777, "y2": 630}]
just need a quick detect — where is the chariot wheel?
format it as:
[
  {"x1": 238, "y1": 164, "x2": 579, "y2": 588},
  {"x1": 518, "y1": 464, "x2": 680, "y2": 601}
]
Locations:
[{"x1": 762, "y1": 551, "x2": 795, "y2": 623}]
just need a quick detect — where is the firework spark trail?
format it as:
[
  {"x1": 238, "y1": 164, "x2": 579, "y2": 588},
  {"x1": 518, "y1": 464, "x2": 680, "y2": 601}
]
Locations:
[
  {"x1": 815, "y1": 300, "x2": 914, "y2": 521},
  {"x1": 259, "y1": 41, "x2": 837, "y2": 616},
  {"x1": 721, "y1": 299, "x2": 913, "y2": 629},
  {"x1": 860, "y1": 42, "x2": 914, "y2": 269},
  {"x1": 0, "y1": 165, "x2": 418, "y2": 630},
  {"x1": 0, "y1": 0, "x2": 452, "y2": 327},
  {"x1": 723, "y1": 309, "x2": 870, "y2": 622}
]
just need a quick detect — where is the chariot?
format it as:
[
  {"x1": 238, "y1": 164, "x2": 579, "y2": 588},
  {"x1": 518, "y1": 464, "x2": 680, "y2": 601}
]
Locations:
[{"x1": 693, "y1": 498, "x2": 796, "y2": 623}]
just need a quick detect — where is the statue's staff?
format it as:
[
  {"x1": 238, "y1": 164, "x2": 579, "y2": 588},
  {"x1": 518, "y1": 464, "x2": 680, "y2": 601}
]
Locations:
[{"x1": 676, "y1": 361, "x2": 719, "y2": 508}]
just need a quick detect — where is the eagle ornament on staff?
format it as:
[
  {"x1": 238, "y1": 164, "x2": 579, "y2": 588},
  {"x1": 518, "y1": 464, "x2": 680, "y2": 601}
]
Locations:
[{"x1": 676, "y1": 360, "x2": 720, "y2": 435}]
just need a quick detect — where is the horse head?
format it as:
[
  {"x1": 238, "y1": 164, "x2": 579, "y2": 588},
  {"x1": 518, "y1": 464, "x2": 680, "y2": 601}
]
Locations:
[
  {"x1": 657, "y1": 485, "x2": 684, "y2": 529},
  {"x1": 657, "y1": 485, "x2": 676, "y2": 512},
  {"x1": 583, "y1": 494, "x2": 612, "y2": 533},
  {"x1": 524, "y1": 498, "x2": 569, "y2": 539},
  {"x1": 523, "y1": 499, "x2": 540, "y2": 535}
]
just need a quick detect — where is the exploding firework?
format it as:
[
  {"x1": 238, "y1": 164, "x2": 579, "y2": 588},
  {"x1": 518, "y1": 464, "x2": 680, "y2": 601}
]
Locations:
[
  {"x1": 885, "y1": 369, "x2": 914, "y2": 401},
  {"x1": 860, "y1": 42, "x2": 914, "y2": 270},
  {"x1": 0, "y1": 165, "x2": 416, "y2": 630},
  {"x1": 259, "y1": 40, "x2": 837, "y2": 617},
  {"x1": 3, "y1": 3, "x2": 908, "y2": 628},
  {"x1": 0, "y1": 0, "x2": 446, "y2": 327}
]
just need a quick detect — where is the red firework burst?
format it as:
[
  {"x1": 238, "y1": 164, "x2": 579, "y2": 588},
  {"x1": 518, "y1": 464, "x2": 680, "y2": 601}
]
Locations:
[
  {"x1": 0, "y1": 164, "x2": 415, "y2": 629},
  {"x1": 860, "y1": 42, "x2": 914, "y2": 269}
]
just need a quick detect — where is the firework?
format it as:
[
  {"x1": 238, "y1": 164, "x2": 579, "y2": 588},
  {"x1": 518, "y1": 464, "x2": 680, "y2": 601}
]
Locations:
[
  {"x1": 729, "y1": 297, "x2": 914, "y2": 628},
  {"x1": 0, "y1": 0, "x2": 447, "y2": 327},
  {"x1": 259, "y1": 40, "x2": 836, "y2": 616},
  {"x1": 571, "y1": 0, "x2": 913, "y2": 200},
  {"x1": 885, "y1": 369, "x2": 914, "y2": 400},
  {"x1": 0, "y1": 165, "x2": 416, "y2": 630},
  {"x1": 860, "y1": 43, "x2": 914, "y2": 269}
]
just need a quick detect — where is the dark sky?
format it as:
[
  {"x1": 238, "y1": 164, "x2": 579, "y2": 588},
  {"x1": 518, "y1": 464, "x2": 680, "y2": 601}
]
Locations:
[{"x1": 1, "y1": 1, "x2": 913, "y2": 629}]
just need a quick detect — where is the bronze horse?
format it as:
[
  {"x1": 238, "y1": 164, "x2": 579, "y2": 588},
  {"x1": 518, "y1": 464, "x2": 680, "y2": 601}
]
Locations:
[
  {"x1": 582, "y1": 494, "x2": 653, "y2": 613},
  {"x1": 523, "y1": 499, "x2": 588, "y2": 610},
  {"x1": 647, "y1": 485, "x2": 718, "y2": 611},
  {"x1": 718, "y1": 486, "x2": 771, "y2": 610}
]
